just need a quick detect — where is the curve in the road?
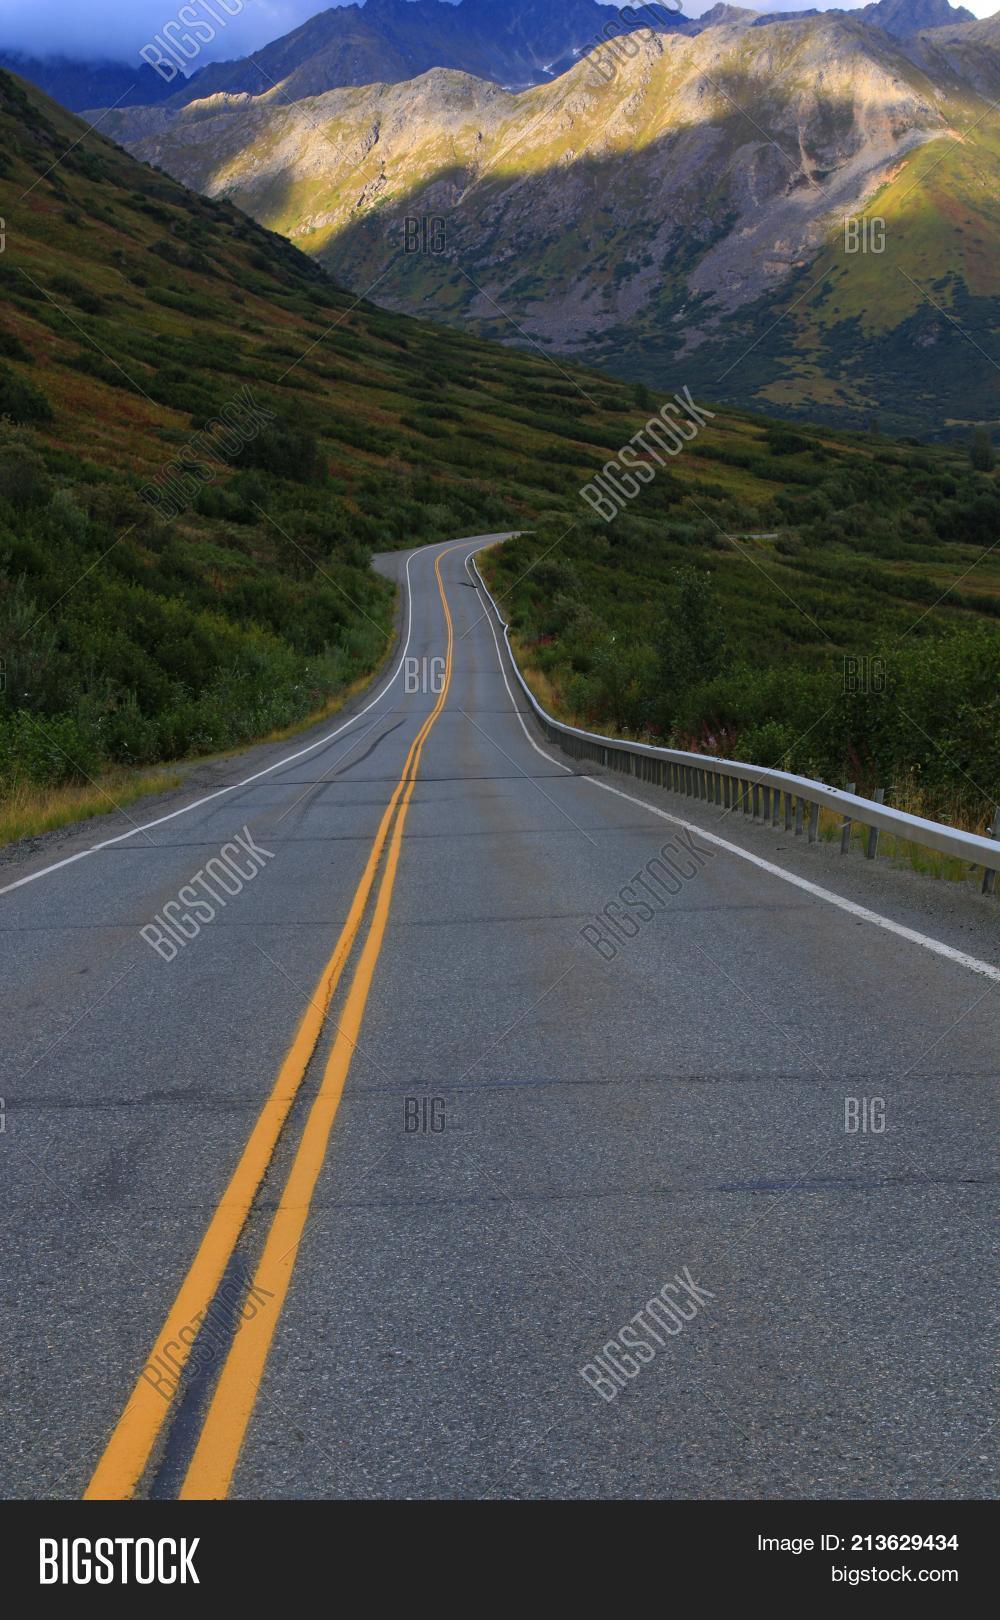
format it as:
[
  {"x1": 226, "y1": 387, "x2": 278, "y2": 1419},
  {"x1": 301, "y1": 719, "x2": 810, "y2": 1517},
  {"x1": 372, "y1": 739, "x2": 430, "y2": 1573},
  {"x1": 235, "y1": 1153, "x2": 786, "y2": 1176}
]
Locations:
[
  {"x1": 1, "y1": 533, "x2": 995, "y2": 1503},
  {"x1": 0, "y1": 539, "x2": 465, "y2": 902}
]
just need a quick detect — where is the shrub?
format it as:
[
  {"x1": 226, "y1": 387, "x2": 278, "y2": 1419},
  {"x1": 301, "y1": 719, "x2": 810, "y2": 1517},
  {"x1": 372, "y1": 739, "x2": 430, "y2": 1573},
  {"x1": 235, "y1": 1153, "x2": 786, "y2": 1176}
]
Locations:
[
  {"x1": 969, "y1": 427, "x2": 994, "y2": 473},
  {"x1": 0, "y1": 709, "x2": 103, "y2": 787},
  {"x1": 0, "y1": 364, "x2": 53, "y2": 424},
  {"x1": 0, "y1": 331, "x2": 31, "y2": 363},
  {"x1": 233, "y1": 423, "x2": 322, "y2": 484},
  {"x1": 0, "y1": 440, "x2": 52, "y2": 509}
]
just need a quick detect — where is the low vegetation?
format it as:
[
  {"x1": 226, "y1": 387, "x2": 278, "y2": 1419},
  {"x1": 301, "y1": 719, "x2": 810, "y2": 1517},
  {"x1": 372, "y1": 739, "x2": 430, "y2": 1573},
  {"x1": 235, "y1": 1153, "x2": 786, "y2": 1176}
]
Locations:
[
  {"x1": 2, "y1": 66, "x2": 998, "y2": 849},
  {"x1": 484, "y1": 426, "x2": 1000, "y2": 834}
]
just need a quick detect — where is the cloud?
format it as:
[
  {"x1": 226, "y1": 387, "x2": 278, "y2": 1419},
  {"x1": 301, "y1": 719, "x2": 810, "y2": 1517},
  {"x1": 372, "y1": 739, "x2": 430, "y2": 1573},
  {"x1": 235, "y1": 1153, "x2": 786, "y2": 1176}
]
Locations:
[{"x1": 0, "y1": 0, "x2": 344, "y2": 65}]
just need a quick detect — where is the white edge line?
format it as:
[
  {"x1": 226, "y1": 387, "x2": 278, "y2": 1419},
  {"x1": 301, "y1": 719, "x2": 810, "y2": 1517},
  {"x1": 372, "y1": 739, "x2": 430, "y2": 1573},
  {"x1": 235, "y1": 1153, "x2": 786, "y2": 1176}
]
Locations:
[
  {"x1": 0, "y1": 542, "x2": 439, "y2": 900},
  {"x1": 464, "y1": 551, "x2": 573, "y2": 776},
  {"x1": 469, "y1": 549, "x2": 1000, "y2": 987}
]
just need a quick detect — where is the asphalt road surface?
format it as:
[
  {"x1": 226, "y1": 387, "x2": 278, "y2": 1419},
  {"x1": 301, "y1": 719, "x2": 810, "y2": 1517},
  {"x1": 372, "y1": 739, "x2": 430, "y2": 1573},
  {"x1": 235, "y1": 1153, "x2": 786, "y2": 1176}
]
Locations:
[{"x1": 1, "y1": 535, "x2": 996, "y2": 1500}]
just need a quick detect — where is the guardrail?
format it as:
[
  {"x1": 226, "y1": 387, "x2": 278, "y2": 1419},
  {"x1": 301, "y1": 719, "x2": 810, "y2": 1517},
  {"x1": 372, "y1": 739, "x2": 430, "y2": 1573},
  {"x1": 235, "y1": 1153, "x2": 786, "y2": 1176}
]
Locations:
[{"x1": 470, "y1": 552, "x2": 1000, "y2": 891}]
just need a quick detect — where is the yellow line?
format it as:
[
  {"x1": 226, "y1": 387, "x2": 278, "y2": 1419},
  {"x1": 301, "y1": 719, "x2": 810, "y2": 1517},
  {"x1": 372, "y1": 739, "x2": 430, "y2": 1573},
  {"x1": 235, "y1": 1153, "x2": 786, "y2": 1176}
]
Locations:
[
  {"x1": 179, "y1": 548, "x2": 457, "y2": 1499},
  {"x1": 84, "y1": 550, "x2": 453, "y2": 1501}
]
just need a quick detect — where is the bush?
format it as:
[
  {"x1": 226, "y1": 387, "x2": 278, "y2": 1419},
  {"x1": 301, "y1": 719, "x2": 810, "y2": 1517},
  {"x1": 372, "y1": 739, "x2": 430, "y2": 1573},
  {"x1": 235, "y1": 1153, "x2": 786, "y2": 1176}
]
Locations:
[
  {"x1": 234, "y1": 423, "x2": 322, "y2": 484},
  {"x1": 0, "y1": 440, "x2": 52, "y2": 509},
  {"x1": 0, "y1": 710, "x2": 103, "y2": 787},
  {"x1": 0, "y1": 364, "x2": 53, "y2": 424},
  {"x1": 51, "y1": 276, "x2": 105, "y2": 315},
  {"x1": 0, "y1": 331, "x2": 32, "y2": 363},
  {"x1": 969, "y1": 427, "x2": 994, "y2": 473}
]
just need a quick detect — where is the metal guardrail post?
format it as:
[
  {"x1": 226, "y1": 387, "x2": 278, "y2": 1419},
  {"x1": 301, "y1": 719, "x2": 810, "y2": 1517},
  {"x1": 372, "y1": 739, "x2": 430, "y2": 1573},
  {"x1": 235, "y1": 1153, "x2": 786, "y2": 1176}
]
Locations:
[
  {"x1": 808, "y1": 802, "x2": 819, "y2": 843},
  {"x1": 784, "y1": 791, "x2": 793, "y2": 832},
  {"x1": 841, "y1": 783, "x2": 856, "y2": 854},
  {"x1": 795, "y1": 796, "x2": 804, "y2": 836},
  {"x1": 753, "y1": 783, "x2": 761, "y2": 820},
  {"x1": 866, "y1": 788, "x2": 885, "y2": 859},
  {"x1": 982, "y1": 807, "x2": 1000, "y2": 895}
]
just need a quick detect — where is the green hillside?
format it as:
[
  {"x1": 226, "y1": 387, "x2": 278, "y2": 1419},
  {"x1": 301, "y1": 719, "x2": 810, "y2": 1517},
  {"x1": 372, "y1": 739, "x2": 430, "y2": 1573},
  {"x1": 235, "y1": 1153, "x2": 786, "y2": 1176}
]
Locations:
[{"x1": 683, "y1": 128, "x2": 1000, "y2": 435}]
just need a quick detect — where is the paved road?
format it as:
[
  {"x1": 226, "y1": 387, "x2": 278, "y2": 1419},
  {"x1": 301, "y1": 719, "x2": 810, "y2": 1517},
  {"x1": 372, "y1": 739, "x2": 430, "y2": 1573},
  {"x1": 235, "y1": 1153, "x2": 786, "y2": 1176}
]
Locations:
[{"x1": 1, "y1": 536, "x2": 996, "y2": 1499}]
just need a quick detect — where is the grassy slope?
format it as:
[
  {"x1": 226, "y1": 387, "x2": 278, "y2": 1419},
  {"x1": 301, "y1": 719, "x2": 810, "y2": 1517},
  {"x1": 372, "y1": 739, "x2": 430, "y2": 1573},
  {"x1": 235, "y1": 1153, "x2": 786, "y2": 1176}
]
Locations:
[
  {"x1": 0, "y1": 66, "x2": 996, "y2": 838},
  {"x1": 731, "y1": 130, "x2": 1000, "y2": 432},
  {"x1": 0, "y1": 65, "x2": 664, "y2": 822}
]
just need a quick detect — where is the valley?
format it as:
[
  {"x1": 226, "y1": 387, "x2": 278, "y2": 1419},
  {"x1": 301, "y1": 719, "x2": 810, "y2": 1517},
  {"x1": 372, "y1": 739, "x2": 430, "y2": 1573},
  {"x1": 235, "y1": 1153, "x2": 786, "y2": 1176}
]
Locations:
[
  {"x1": 1, "y1": 60, "x2": 998, "y2": 834},
  {"x1": 90, "y1": 7, "x2": 1000, "y2": 435}
]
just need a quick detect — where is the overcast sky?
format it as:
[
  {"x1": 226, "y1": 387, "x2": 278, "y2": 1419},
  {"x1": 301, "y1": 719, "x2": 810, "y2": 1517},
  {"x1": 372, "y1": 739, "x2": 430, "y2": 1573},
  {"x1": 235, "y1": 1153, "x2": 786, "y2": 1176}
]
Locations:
[{"x1": 0, "y1": 0, "x2": 992, "y2": 65}]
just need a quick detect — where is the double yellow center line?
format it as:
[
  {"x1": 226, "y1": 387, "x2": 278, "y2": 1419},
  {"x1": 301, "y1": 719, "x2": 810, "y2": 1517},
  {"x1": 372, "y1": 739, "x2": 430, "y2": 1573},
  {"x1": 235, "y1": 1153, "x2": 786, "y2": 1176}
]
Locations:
[{"x1": 86, "y1": 545, "x2": 458, "y2": 1500}]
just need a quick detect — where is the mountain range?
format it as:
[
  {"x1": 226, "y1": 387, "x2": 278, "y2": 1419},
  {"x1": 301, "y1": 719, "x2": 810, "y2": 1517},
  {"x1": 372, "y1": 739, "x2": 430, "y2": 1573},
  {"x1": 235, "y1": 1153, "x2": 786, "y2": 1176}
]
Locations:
[
  {"x1": 0, "y1": 1, "x2": 688, "y2": 110},
  {"x1": 1, "y1": 0, "x2": 976, "y2": 112},
  {"x1": 2, "y1": 0, "x2": 996, "y2": 434},
  {"x1": 89, "y1": 3, "x2": 1000, "y2": 435},
  {"x1": 162, "y1": 0, "x2": 694, "y2": 101}
]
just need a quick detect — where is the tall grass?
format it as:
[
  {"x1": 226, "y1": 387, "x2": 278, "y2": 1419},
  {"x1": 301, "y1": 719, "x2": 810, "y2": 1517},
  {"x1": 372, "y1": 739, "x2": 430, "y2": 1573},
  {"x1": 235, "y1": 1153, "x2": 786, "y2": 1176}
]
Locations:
[{"x1": 0, "y1": 768, "x2": 182, "y2": 846}]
